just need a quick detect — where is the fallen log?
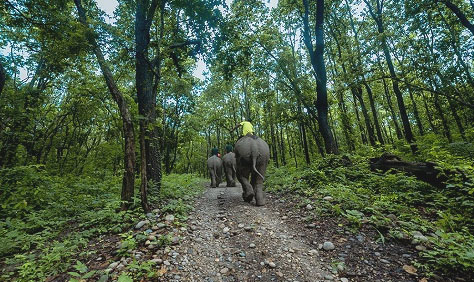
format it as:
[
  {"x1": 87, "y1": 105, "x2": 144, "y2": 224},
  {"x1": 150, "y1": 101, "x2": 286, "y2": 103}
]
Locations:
[{"x1": 369, "y1": 153, "x2": 448, "y2": 188}]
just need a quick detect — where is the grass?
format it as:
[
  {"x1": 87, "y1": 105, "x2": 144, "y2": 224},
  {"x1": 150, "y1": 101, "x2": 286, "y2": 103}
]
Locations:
[{"x1": 0, "y1": 167, "x2": 206, "y2": 281}]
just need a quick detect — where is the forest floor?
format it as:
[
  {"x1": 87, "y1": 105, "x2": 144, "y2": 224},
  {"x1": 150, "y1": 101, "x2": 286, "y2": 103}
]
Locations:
[{"x1": 153, "y1": 183, "x2": 424, "y2": 282}]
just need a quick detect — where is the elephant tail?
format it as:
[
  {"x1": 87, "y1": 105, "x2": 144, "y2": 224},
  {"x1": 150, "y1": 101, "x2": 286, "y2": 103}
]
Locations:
[{"x1": 251, "y1": 142, "x2": 265, "y2": 181}]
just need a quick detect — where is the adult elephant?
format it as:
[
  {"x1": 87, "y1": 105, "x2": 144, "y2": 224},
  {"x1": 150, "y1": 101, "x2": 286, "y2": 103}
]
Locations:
[
  {"x1": 234, "y1": 135, "x2": 270, "y2": 206},
  {"x1": 207, "y1": 148, "x2": 223, "y2": 188},
  {"x1": 222, "y1": 145, "x2": 237, "y2": 187}
]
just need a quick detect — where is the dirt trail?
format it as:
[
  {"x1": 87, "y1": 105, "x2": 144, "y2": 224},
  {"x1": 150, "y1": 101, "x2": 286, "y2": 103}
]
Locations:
[{"x1": 161, "y1": 184, "x2": 334, "y2": 282}]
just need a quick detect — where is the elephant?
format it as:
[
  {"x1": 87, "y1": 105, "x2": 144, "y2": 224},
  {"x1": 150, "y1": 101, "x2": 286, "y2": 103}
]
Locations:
[
  {"x1": 234, "y1": 135, "x2": 270, "y2": 206},
  {"x1": 207, "y1": 155, "x2": 223, "y2": 188},
  {"x1": 222, "y1": 150, "x2": 237, "y2": 187}
]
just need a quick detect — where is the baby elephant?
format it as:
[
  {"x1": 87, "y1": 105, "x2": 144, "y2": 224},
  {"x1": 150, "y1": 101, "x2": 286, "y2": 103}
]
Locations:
[
  {"x1": 222, "y1": 149, "x2": 237, "y2": 187},
  {"x1": 207, "y1": 155, "x2": 223, "y2": 188},
  {"x1": 234, "y1": 135, "x2": 270, "y2": 206}
]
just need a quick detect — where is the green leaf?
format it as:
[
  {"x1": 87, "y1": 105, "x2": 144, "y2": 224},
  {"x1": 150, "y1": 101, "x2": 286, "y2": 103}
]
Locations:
[
  {"x1": 82, "y1": 270, "x2": 96, "y2": 279},
  {"x1": 68, "y1": 272, "x2": 81, "y2": 277},
  {"x1": 97, "y1": 274, "x2": 109, "y2": 282},
  {"x1": 117, "y1": 274, "x2": 133, "y2": 282}
]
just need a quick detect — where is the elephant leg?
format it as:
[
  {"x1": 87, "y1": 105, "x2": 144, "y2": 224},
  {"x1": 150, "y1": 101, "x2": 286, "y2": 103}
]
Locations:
[
  {"x1": 225, "y1": 166, "x2": 233, "y2": 187},
  {"x1": 210, "y1": 169, "x2": 216, "y2": 188},
  {"x1": 253, "y1": 162, "x2": 268, "y2": 206},
  {"x1": 232, "y1": 169, "x2": 237, "y2": 186},
  {"x1": 237, "y1": 164, "x2": 253, "y2": 202}
]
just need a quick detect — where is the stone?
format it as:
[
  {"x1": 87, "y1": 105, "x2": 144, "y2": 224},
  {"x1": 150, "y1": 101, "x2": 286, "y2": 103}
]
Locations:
[
  {"x1": 157, "y1": 223, "x2": 167, "y2": 229},
  {"x1": 268, "y1": 261, "x2": 276, "y2": 268},
  {"x1": 282, "y1": 216, "x2": 288, "y2": 220},
  {"x1": 220, "y1": 267, "x2": 229, "y2": 274},
  {"x1": 145, "y1": 240, "x2": 151, "y2": 246},
  {"x1": 147, "y1": 235, "x2": 156, "y2": 241},
  {"x1": 323, "y1": 241, "x2": 335, "y2": 251},
  {"x1": 306, "y1": 204, "x2": 313, "y2": 210},
  {"x1": 306, "y1": 224, "x2": 316, "y2": 229},
  {"x1": 108, "y1": 261, "x2": 119, "y2": 269},
  {"x1": 239, "y1": 252, "x2": 246, "y2": 257},
  {"x1": 374, "y1": 252, "x2": 381, "y2": 256},
  {"x1": 380, "y1": 259, "x2": 390, "y2": 264},
  {"x1": 324, "y1": 274, "x2": 334, "y2": 280},
  {"x1": 244, "y1": 226, "x2": 253, "y2": 232},
  {"x1": 340, "y1": 278, "x2": 349, "y2": 282},
  {"x1": 135, "y1": 220, "x2": 149, "y2": 229},
  {"x1": 171, "y1": 236, "x2": 180, "y2": 245},
  {"x1": 223, "y1": 227, "x2": 230, "y2": 233},
  {"x1": 238, "y1": 223, "x2": 245, "y2": 228},
  {"x1": 116, "y1": 263, "x2": 125, "y2": 271},
  {"x1": 249, "y1": 243, "x2": 256, "y2": 248},
  {"x1": 276, "y1": 271, "x2": 284, "y2": 277},
  {"x1": 356, "y1": 235, "x2": 365, "y2": 242},
  {"x1": 165, "y1": 214, "x2": 175, "y2": 222},
  {"x1": 151, "y1": 258, "x2": 163, "y2": 264},
  {"x1": 323, "y1": 196, "x2": 333, "y2": 201},
  {"x1": 146, "y1": 212, "x2": 154, "y2": 218},
  {"x1": 309, "y1": 249, "x2": 319, "y2": 256},
  {"x1": 415, "y1": 245, "x2": 426, "y2": 251},
  {"x1": 163, "y1": 260, "x2": 171, "y2": 266}
]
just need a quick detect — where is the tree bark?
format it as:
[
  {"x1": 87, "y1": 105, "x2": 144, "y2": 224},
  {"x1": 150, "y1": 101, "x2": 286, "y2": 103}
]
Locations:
[
  {"x1": 135, "y1": 0, "x2": 162, "y2": 200},
  {"x1": 353, "y1": 86, "x2": 376, "y2": 146},
  {"x1": 351, "y1": 90, "x2": 368, "y2": 145},
  {"x1": 363, "y1": 81, "x2": 384, "y2": 145},
  {"x1": 0, "y1": 60, "x2": 5, "y2": 96},
  {"x1": 302, "y1": 0, "x2": 339, "y2": 154},
  {"x1": 364, "y1": 0, "x2": 416, "y2": 152},
  {"x1": 440, "y1": 0, "x2": 474, "y2": 36},
  {"x1": 74, "y1": 0, "x2": 135, "y2": 210}
]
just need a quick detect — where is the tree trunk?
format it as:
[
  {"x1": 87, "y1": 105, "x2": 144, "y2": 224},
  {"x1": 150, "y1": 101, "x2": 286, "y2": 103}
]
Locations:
[
  {"x1": 422, "y1": 93, "x2": 438, "y2": 134},
  {"x1": 135, "y1": 0, "x2": 162, "y2": 200},
  {"x1": 354, "y1": 87, "x2": 376, "y2": 146},
  {"x1": 408, "y1": 87, "x2": 424, "y2": 136},
  {"x1": 363, "y1": 81, "x2": 384, "y2": 145},
  {"x1": 440, "y1": 0, "x2": 474, "y2": 36},
  {"x1": 0, "y1": 60, "x2": 5, "y2": 96},
  {"x1": 447, "y1": 96, "x2": 466, "y2": 140},
  {"x1": 433, "y1": 94, "x2": 452, "y2": 142},
  {"x1": 74, "y1": 0, "x2": 135, "y2": 210},
  {"x1": 302, "y1": 0, "x2": 339, "y2": 154},
  {"x1": 351, "y1": 90, "x2": 367, "y2": 145},
  {"x1": 365, "y1": 0, "x2": 416, "y2": 152}
]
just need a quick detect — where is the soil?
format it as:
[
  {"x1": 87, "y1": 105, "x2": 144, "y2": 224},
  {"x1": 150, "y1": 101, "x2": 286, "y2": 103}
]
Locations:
[{"x1": 156, "y1": 183, "x2": 432, "y2": 282}]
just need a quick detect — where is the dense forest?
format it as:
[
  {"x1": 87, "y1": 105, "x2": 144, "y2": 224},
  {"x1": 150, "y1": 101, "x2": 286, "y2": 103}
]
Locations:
[{"x1": 1, "y1": 0, "x2": 473, "y2": 281}]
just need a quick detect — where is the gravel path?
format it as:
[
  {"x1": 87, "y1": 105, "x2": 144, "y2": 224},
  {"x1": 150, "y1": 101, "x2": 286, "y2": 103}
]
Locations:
[{"x1": 161, "y1": 184, "x2": 335, "y2": 282}]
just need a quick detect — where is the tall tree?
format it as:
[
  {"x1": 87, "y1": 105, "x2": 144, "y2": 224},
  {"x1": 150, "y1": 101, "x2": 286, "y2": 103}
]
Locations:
[
  {"x1": 74, "y1": 0, "x2": 136, "y2": 210},
  {"x1": 364, "y1": 0, "x2": 416, "y2": 151},
  {"x1": 135, "y1": 0, "x2": 162, "y2": 209},
  {"x1": 301, "y1": 0, "x2": 338, "y2": 154}
]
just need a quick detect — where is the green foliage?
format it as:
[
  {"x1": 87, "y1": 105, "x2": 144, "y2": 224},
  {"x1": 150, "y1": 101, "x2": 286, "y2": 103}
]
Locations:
[
  {"x1": 0, "y1": 170, "x2": 205, "y2": 281},
  {"x1": 266, "y1": 152, "x2": 474, "y2": 276}
]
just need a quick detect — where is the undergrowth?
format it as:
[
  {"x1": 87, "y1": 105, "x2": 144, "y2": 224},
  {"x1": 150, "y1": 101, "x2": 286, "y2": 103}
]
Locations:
[
  {"x1": 266, "y1": 137, "x2": 474, "y2": 278},
  {"x1": 0, "y1": 167, "x2": 205, "y2": 281}
]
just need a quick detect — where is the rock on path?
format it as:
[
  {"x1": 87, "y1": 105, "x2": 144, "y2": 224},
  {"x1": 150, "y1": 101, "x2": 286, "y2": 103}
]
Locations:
[{"x1": 161, "y1": 183, "x2": 332, "y2": 281}]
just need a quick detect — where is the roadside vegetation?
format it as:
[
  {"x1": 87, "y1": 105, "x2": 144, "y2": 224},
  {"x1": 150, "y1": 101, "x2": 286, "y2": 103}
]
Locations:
[{"x1": 266, "y1": 133, "x2": 474, "y2": 278}]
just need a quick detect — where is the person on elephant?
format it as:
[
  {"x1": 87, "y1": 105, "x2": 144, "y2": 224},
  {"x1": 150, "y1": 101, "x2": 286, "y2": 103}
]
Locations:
[{"x1": 232, "y1": 117, "x2": 257, "y2": 139}]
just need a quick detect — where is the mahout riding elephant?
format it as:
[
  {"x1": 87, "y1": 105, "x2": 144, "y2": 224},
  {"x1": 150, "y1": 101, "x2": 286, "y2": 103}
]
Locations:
[
  {"x1": 207, "y1": 148, "x2": 223, "y2": 188},
  {"x1": 222, "y1": 145, "x2": 237, "y2": 187},
  {"x1": 234, "y1": 135, "x2": 270, "y2": 206}
]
